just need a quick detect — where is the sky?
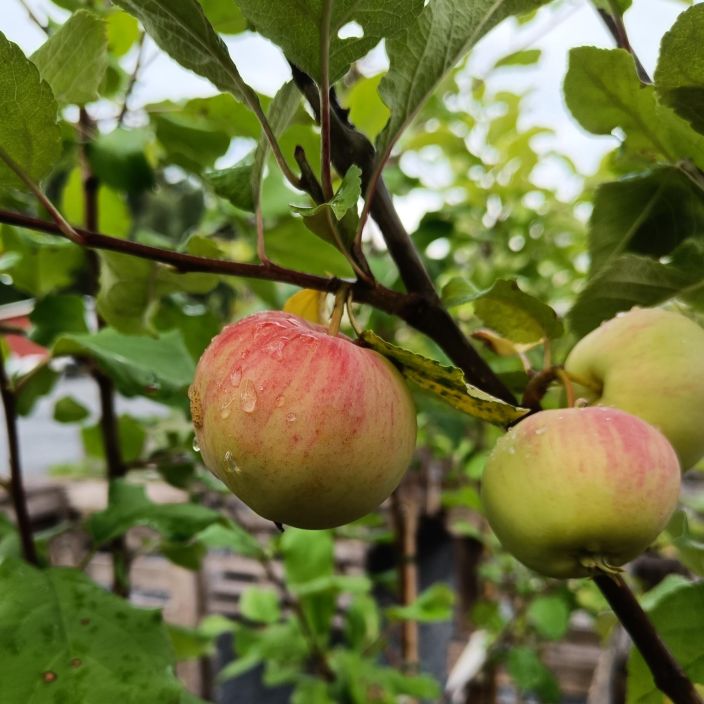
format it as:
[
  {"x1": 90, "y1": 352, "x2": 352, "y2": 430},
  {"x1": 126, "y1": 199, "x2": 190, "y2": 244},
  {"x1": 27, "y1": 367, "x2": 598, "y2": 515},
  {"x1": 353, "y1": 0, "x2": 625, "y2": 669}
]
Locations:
[{"x1": 0, "y1": 0, "x2": 694, "y2": 197}]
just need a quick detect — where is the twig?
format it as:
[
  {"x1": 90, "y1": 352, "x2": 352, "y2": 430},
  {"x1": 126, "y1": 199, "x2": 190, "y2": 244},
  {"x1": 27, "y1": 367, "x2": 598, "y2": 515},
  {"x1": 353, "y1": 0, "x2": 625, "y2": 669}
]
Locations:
[
  {"x1": 0, "y1": 147, "x2": 84, "y2": 246},
  {"x1": 16, "y1": 0, "x2": 48, "y2": 34},
  {"x1": 294, "y1": 146, "x2": 325, "y2": 204},
  {"x1": 79, "y1": 109, "x2": 130, "y2": 597},
  {"x1": 255, "y1": 204, "x2": 269, "y2": 265},
  {"x1": 390, "y1": 486, "x2": 420, "y2": 676},
  {"x1": 0, "y1": 348, "x2": 38, "y2": 565},
  {"x1": 117, "y1": 32, "x2": 147, "y2": 127},
  {"x1": 595, "y1": 4, "x2": 651, "y2": 84},
  {"x1": 319, "y1": 0, "x2": 334, "y2": 201},
  {"x1": 594, "y1": 573, "x2": 703, "y2": 704}
]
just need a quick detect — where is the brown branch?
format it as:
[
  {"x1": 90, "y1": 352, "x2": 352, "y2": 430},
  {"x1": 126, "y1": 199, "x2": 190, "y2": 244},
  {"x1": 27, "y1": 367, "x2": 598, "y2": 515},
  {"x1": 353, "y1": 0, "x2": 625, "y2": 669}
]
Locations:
[
  {"x1": 0, "y1": 349, "x2": 38, "y2": 565},
  {"x1": 289, "y1": 65, "x2": 515, "y2": 403},
  {"x1": 117, "y1": 32, "x2": 147, "y2": 127},
  {"x1": 595, "y1": 5, "x2": 651, "y2": 84},
  {"x1": 319, "y1": 0, "x2": 334, "y2": 202},
  {"x1": 79, "y1": 109, "x2": 130, "y2": 596},
  {"x1": 594, "y1": 574, "x2": 703, "y2": 704}
]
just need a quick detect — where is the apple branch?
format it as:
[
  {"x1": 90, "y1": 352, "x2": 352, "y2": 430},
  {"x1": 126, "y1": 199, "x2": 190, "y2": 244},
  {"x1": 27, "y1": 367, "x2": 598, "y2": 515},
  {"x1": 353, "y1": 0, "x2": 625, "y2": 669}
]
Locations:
[
  {"x1": 79, "y1": 109, "x2": 130, "y2": 596},
  {"x1": 289, "y1": 65, "x2": 515, "y2": 403},
  {"x1": 319, "y1": 0, "x2": 334, "y2": 202},
  {"x1": 594, "y1": 573, "x2": 703, "y2": 704},
  {"x1": 0, "y1": 347, "x2": 38, "y2": 565}
]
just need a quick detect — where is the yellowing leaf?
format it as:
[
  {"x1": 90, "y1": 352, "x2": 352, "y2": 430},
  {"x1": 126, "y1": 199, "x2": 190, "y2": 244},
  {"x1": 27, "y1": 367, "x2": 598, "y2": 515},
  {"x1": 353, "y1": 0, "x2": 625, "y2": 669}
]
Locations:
[
  {"x1": 360, "y1": 331, "x2": 529, "y2": 427},
  {"x1": 283, "y1": 289, "x2": 327, "y2": 325}
]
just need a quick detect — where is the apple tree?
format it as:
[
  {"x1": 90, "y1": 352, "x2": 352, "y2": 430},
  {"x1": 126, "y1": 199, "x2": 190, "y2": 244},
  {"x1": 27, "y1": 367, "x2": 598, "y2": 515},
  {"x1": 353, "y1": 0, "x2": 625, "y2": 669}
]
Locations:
[{"x1": 1, "y1": 0, "x2": 704, "y2": 703}]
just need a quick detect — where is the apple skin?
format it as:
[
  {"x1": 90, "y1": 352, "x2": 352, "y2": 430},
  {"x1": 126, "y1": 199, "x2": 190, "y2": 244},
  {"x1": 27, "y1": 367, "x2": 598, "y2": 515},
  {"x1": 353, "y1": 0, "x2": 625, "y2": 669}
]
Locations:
[
  {"x1": 481, "y1": 407, "x2": 680, "y2": 579},
  {"x1": 565, "y1": 307, "x2": 704, "y2": 470},
  {"x1": 189, "y1": 311, "x2": 417, "y2": 529}
]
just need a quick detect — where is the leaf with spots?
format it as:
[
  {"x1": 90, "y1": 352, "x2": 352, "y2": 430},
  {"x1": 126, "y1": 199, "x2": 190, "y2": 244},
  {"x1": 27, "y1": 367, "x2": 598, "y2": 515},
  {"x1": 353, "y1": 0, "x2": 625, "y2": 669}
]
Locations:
[
  {"x1": 0, "y1": 559, "x2": 204, "y2": 704},
  {"x1": 359, "y1": 331, "x2": 529, "y2": 426}
]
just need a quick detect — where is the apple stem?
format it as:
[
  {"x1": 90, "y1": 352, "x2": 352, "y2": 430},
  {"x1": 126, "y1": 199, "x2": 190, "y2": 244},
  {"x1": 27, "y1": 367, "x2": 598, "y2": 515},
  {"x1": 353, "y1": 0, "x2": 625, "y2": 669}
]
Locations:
[
  {"x1": 328, "y1": 287, "x2": 347, "y2": 336},
  {"x1": 594, "y1": 572, "x2": 703, "y2": 704},
  {"x1": 542, "y1": 337, "x2": 553, "y2": 370},
  {"x1": 556, "y1": 368, "x2": 576, "y2": 408}
]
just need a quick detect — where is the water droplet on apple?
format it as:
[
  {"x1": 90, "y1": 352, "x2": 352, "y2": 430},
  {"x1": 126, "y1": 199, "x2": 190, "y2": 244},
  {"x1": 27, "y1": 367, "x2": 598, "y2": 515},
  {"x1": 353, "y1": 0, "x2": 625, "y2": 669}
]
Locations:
[
  {"x1": 220, "y1": 397, "x2": 234, "y2": 419},
  {"x1": 224, "y1": 450, "x2": 240, "y2": 474},
  {"x1": 192, "y1": 438, "x2": 200, "y2": 453},
  {"x1": 535, "y1": 427, "x2": 546, "y2": 435},
  {"x1": 257, "y1": 383, "x2": 265, "y2": 392},
  {"x1": 275, "y1": 395, "x2": 285, "y2": 407},
  {"x1": 267, "y1": 340, "x2": 285, "y2": 360},
  {"x1": 241, "y1": 379, "x2": 257, "y2": 413},
  {"x1": 229, "y1": 367, "x2": 242, "y2": 387},
  {"x1": 286, "y1": 412, "x2": 296, "y2": 423}
]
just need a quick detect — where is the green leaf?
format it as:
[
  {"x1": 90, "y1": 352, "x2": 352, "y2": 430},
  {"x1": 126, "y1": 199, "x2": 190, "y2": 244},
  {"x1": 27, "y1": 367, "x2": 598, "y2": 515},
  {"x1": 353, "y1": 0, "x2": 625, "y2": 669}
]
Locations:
[
  {"x1": 206, "y1": 81, "x2": 300, "y2": 212},
  {"x1": 493, "y1": 48, "x2": 541, "y2": 69},
  {"x1": 87, "y1": 479, "x2": 221, "y2": 544},
  {"x1": 343, "y1": 73, "x2": 390, "y2": 140},
  {"x1": 376, "y1": 0, "x2": 547, "y2": 160},
  {"x1": 15, "y1": 365, "x2": 59, "y2": 417},
  {"x1": 665, "y1": 511, "x2": 704, "y2": 577},
  {"x1": 153, "y1": 113, "x2": 230, "y2": 172},
  {"x1": 344, "y1": 593, "x2": 380, "y2": 651},
  {"x1": 88, "y1": 128, "x2": 155, "y2": 193},
  {"x1": 81, "y1": 415, "x2": 146, "y2": 463},
  {"x1": 107, "y1": 9, "x2": 140, "y2": 57},
  {"x1": 62, "y1": 168, "x2": 131, "y2": 238},
  {"x1": 0, "y1": 559, "x2": 195, "y2": 704},
  {"x1": 564, "y1": 47, "x2": 704, "y2": 169},
  {"x1": 234, "y1": 0, "x2": 424, "y2": 83},
  {"x1": 30, "y1": 10, "x2": 108, "y2": 105},
  {"x1": 53, "y1": 396, "x2": 90, "y2": 423},
  {"x1": 199, "y1": 0, "x2": 246, "y2": 34},
  {"x1": 655, "y1": 4, "x2": 704, "y2": 134},
  {"x1": 506, "y1": 647, "x2": 560, "y2": 703},
  {"x1": 292, "y1": 679, "x2": 335, "y2": 704},
  {"x1": 96, "y1": 249, "x2": 218, "y2": 335},
  {"x1": 194, "y1": 521, "x2": 264, "y2": 558},
  {"x1": 449, "y1": 278, "x2": 563, "y2": 342},
  {"x1": 360, "y1": 330, "x2": 530, "y2": 426},
  {"x1": 53, "y1": 328, "x2": 195, "y2": 404},
  {"x1": 588, "y1": 168, "x2": 704, "y2": 276},
  {"x1": 387, "y1": 583, "x2": 455, "y2": 622},
  {"x1": 568, "y1": 247, "x2": 704, "y2": 336},
  {"x1": 113, "y1": 0, "x2": 262, "y2": 110},
  {"x1": 526, "y1": 594, "x2": 571, "y2": 640},
  {"x1": 30, "y1": 294, "x2": 89, "y2": 347},
  {"x1": 0, "y1": 34, "x2": 61, "y2": 188},
  {"x1": 240, "y1": 587, "x2": 281, "y2": 624},
  {"x1": 627, "y1": 581, "x2": 704, "y2": 702},
  {"x1": 292, "y1": 165, "x2": 361, "y2": 250}
]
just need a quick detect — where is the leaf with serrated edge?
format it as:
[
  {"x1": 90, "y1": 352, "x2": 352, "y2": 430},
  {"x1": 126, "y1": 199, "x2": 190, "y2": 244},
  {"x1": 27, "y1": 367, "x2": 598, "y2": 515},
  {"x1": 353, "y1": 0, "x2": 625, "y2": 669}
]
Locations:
[
  {"x1": 0, "y1": 34, "x2": 60, "y2": 188},
  {"x1": 234, "y1": 0, "x2": 424, "y2": 82},
  {"x1": 0, "y1": 559, "x2": 199, "y2": 704},
  {"x1": 112, "y1": 0, "x2": 260, "y2": 111},
  {"x1": 376, "y1": 0, "x2": 547, "y2": 162},
  {"x1": 31, "y1": 10, "x2": 108, "y2": 105},
  {"x1": 360, "y1": 331, "x2": 529, "y2": 426},
  {"x1": 655, "y1": 4, "x2": 704, "y2": 135}
]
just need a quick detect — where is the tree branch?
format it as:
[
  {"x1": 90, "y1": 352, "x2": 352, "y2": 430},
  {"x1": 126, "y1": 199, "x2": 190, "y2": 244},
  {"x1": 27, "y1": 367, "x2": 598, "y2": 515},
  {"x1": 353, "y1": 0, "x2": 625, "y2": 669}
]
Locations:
[
  {"x1": 289, "y1": 65, "x2": 515, "y2": 402},
  {"x1": 594, "y1": 573, "x2": 703, "y2": 704},
  {"x1": 0, "y1": 348, "x2": 38, "y2": 565},
  {"x1": 595, "y1": 5, "x2": 651, "y2": 84}
]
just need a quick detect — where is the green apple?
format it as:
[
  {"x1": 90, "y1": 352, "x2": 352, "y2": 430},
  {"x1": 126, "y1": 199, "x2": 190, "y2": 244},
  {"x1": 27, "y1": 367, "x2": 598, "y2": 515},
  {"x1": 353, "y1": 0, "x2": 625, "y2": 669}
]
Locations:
[
  {"x1": 481, "y1": 407, "x2": 680, "y2": 578},
  {"x1": 565, "y1": 307, "x2": 704, "y2": 470},
  {"x1": 189, "y1": 310, "x2": 417, "y2": 529}
]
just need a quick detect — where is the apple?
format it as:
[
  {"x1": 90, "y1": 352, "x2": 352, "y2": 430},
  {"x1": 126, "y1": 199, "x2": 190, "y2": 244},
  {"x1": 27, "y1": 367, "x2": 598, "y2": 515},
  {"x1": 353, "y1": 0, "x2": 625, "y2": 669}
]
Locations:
[
  {"x1": 565, "y1": 307, "x2": 704, "y2": 470},
  {"x1": 481, "y1": 407, "x2": 680, "y2": 578},
  {"x1": 189, "y1": 311, "x2": 417, "y2": 529}
]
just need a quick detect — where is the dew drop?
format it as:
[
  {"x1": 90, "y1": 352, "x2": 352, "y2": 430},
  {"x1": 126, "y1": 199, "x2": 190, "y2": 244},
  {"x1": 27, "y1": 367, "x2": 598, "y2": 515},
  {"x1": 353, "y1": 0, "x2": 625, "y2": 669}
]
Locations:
[
  {"x1": 286, "y1": 412, "x2": 297, "y2": 423},
  {"x1": 257, "y1": 383, "x2": 265, "y2": 392},
  {"x1": 275, "y1": 395, "x2": 285, "y2": 407},
  {"x1": 267, "y1": 340, "x2": 285, "y2": 360},
  {"x1": 192, "y1": 437, "x2": 200, "y2": 453},
  {"x1": 229, "y1": 367, "x2": 242, "y2": 387},
  {"x1": 535, "y1": 427, "x2": 546, "y2": 436},
  {"x1": 220, "y1": 398, "x2": 234, "y2": 420},
  {"x1": 240, "y1": 379, "x2": 257, "y2": 413},
  {"x1": 224, "y1": 450, "x2": 240, "y2": 475}
]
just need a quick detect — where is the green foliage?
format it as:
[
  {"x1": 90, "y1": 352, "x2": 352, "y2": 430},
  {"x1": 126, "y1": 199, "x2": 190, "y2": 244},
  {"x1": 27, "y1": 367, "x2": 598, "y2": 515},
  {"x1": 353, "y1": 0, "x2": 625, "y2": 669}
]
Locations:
[
  {"x1": 0, "y1": 35, "x2": 61, "y2": 187},
  {"x1": 655, "y1": 4, "x2": 704, "y2": 134},
  {"x1": 628, "y1": 580, "x2": 704, "y2": 702},
  {"x1": 30, "y1": 10, "x2": 108, "y2": 105},
  {"x1": 0, "y1": 559, "x2": 200, "y2": 704}
]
